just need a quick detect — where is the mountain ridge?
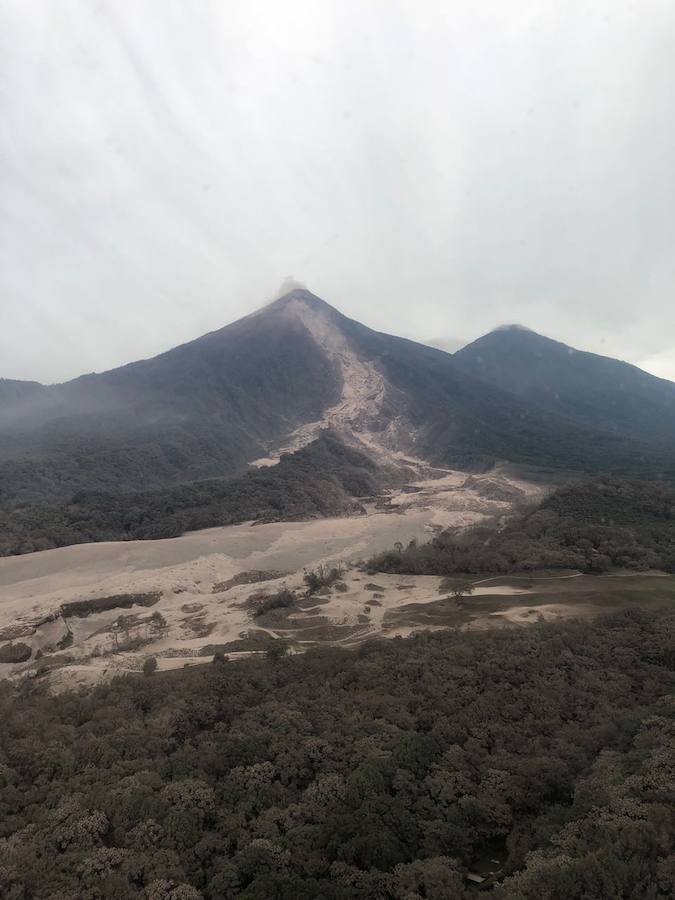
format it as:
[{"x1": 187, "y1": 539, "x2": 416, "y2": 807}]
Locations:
[
  {"x1": 4, "y1": 292, "x2": 673, "y2": 395},
  {"x1": 2, "y1": 289, "x2": 675, "y2": 512},
  {"x1": 454, "y1": 324, "x2": 675, "y2": 442}
]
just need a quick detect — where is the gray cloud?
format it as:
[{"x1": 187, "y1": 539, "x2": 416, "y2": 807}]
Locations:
[{"x1": 1, "y1": 0, "x2": 675, "y2": 383}]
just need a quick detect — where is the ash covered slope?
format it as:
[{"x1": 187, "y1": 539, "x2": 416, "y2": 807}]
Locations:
[
  {"x1": 234, "y1": 292, "x2": 675, "y2": 478},
  {"x1": 327, "y1": 306, "x2": 675, "y2": 477},
  {"x1": 454, "y1": 325, "x2": 675, "y2": 443},
  {"x1": 0, "y1": 292, "x2": 344, "y2": 503},
  {"x1": 2, "y1": 288, "x2": 675, "y2": 509}
]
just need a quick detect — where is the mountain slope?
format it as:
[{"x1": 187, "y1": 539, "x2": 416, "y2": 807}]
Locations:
[
  {"x1": 327, "y1": 311, "x2": 675, "y2": 476},
  {"x1": 2, "y1": 290, "x2": 675, "y2": 511},
  {"x1": 0, "y1": 378, "x2": 46, "y2": 409},
  {"x1": 453, "y1": 325, "x2": 675, "y2": 443},
  {"x1": 0, "y1": 293, "x2": 345, "y2": 503}
]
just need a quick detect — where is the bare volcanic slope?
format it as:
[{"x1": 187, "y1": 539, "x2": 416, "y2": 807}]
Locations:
[
  {"x1": 1, "y1": 289, "x2": 422, "y2": 505},
  {"x1": 0, "y1": 292, "x2": 345, "y2": 504},
  {"x1": 325, "y1": 304, "x2": 675, "y2": 477},
  {"x1": 2, "y1": 289, "x2": 675, "y2": 513}
]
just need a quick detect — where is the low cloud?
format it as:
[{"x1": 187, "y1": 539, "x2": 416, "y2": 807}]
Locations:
[{"x1": 1, "y1": 1, "x2": 674, "y2": 382}]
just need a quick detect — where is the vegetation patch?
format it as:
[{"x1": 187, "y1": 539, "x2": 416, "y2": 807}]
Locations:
[
  {"x1": 0, "y1": 624, "x2": 35, "y2": 641},
  {"x1": 0, "y1": 642, "x2": 32, "y2": 664},
  {"x1": 293, "y1": 623, "x2": 369, "y2": 641},
  {"x1": 285, "y1": 614, "x2": 333, "y2": 629},
  {"x1": 385, "y1": 605, "x2": 471, "y2": 631},
  {"x1": 55, "y1": 631, "x2": 73, "y2": 650},
  {"x1": 198, "y1": 631, "x2": 275, "y2": 655},
  {"x1": 370, "y1": 477, "x2": 675, "y2": 576},
  {"x1": 251, "y1": 588, "x2": 297, "y2": 619},
  {"x1": 181, "y1": 617, "x2": 216, "y2": 638},
  {"x1": 0, "y1": 434, "x2": 384, "y2": 556},
  {"x1": 212, "y1": 569, "x2": 287, "y2": 593},
  {"x1": 180, "y1": 602, "x2": 204, "y2": 613},
  {"x1": 61, "y1": 592, "x2": 161, "y2": 619},
  {"x1": 303, "y1": 563, "x2": 345, "y2": 595},
  {"x1": 34, "y1": 653, "x2": 74, "y2": 676},
  {"x1": 0, "y1": 610, "x2": 672, "y2": 897},
  {"x1": 295, "y1": 594, "x2": 331, "y2": 609}
]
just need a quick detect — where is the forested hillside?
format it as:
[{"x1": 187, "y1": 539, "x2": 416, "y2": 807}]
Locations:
[
  {"x1": 369, "y1": 477, "x2": 675, "y2": 575},
  {"x1": 0, "y1": 434, "x2": 387, "y2": 556},
  {"x1": 0, "y1": 610, "x2": 672, "y2": 899}
]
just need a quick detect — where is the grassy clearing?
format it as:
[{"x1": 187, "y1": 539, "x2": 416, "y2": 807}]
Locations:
[
  {"x1": 469, "y1": 573, "x2": 675, "y2": 614},
  {"x1": 383, "y1": 574, "x2": 675, "y2": 633}
]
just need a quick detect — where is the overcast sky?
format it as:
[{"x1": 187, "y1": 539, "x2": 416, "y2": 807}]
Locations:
[{"x1": 2, "y1": 0, "x2": 675, "y2": 383}]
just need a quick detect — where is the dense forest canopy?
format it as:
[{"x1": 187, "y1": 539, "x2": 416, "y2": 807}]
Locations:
[
  {"x1": 0, "y1": 609, "x2": 672, "y2": 899},
  {"x1": 369, "y1": 477, "x2": 675, "y2": 576},
  {"x1": 0, "y1": 434, "x2": 391, "y2": 556}
]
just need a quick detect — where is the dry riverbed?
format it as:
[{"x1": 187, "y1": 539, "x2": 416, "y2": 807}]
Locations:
[{"x1": 6, "y1": 465, "x2": 665, "y2": 692}]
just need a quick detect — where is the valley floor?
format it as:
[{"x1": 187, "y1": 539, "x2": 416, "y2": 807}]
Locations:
[{"x1": 3, "y1": 465, "x2": 671, "y2": 691}]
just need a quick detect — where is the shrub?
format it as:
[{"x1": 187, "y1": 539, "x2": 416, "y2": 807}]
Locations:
[
  {"x1": 61, "y1": 592, "x2": 161, "y2": 619},
  {"x1": 303, "y1": 564, "x2": 344, "y2": 595},
  {"x1": 143, "y1": 656, "x2": 158, "y2": 676},
  {"x1": 56, "y1": 631, "x2": 74, "y2": 650},
  {"x1": 266, "y1": 642, "x2": 288, "y2": 662},
  {"x1": 0, "y1": 642, "x2": 32, "y2": 663},
  {"x1": 252, "y1": 589, "x2": 296, "y2": 618}
]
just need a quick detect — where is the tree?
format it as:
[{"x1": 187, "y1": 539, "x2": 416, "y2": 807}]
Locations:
[
  {"x1": 450, "y1": 581, "x2": 474, "y2": 602},
  {"x1": 145, "y1": 881, "x2": 202, "y2": 900},
  {"x1": 0, "y1": 608, "x2": 672, "y2": 899},
  {"x1": 150, "y1": 611, "x2": 168, "y2": 635},
  {"x1": 143, "y1": 656, "x2": 158, "y2": 676},
  {"x1": 266, "y1": 642, "x2": 288, "y2": 663},
  {"x1": 394, "y1": 856, "x2": 468, "y2": 899}
]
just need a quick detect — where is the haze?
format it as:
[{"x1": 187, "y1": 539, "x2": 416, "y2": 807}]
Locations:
[{"x1": 1, "y1": 0, "x2": 674, "y2": 383}]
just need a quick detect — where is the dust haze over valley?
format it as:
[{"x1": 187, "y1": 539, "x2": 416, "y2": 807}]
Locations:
[{"x1": 1, "y1": 4, "x2": 675, "y2": 899}]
